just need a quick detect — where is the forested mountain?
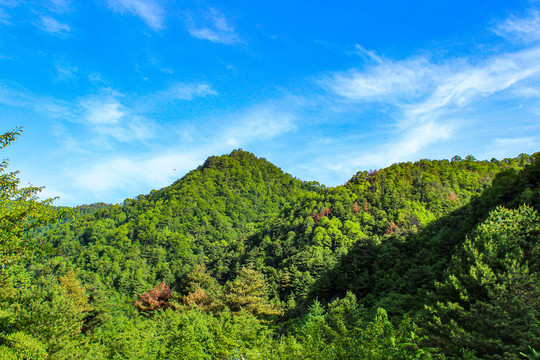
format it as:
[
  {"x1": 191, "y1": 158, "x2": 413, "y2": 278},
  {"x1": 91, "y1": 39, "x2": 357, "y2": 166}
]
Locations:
[
  {"x1": 33, "y1": 150, "x2": 319, "y2": 298},
  {"x1": 1, "y1": 132, "x2": 538, "y2": 359}
]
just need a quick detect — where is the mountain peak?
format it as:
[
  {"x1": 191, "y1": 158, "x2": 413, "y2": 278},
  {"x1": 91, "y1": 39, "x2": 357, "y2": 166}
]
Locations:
[{"x1": 198, "y1": 149, "x2": 272, "y2": 172}]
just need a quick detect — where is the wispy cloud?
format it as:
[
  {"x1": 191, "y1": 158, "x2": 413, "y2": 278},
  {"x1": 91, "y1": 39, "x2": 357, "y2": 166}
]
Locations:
[
  {"x1": 186, "y1": 8, "x2": 241, "y2": 45},
  {"x1": 82, "y1": 98, "x2": 124, "y2": 125},
  {"x1": 107, "y1": 0, "x2": 164, "y2": 30},
  {"x1": 485, "y1": 136, "x2": 539, "y2": 159},
  {"x1": 325, "y1": 57, "x2": 437, "y2": 101},
  {"x1": 318, "y1": 10, "x2": 540, "y2": 176},
  {"x1": 140, "y1": 82, "x2": 217, "y2": 110},
  {"x1": 80, "y1": 94, "x2": 156, "y2": 143},
  {"x1": 45, "y1": 0, "x2": 71, "y2": 14},
  {"x1": 0, "y1": 82, "x2": 70, "y2": 116},
  {"x1": 55, "y1": 61, "x2": 78, "y2": 81},
  {"x1": 0, "y1": 80, "x2": 214, "y2": 147},
  {"x1": 0, "y1": 8, "x2": 9, "y2": 25},
  {"x1": 38, "y1": 16, "x2": 71, "y2": 35},
  {"x1": 0, "y1": 0, "x2": 17, "y2": 25},
  {"x1": 355, "y1": 44, "x2": 384, "y2": 64},
  {"x1": 163, "y1": 83, "x2": 217, "y2": 100},
  {"x1": 92, "y1": 117, "x2": 156, "y2": 143},
  {"x1": 72, "y1": 151, "x2": 205, "y2": 197},
  {"x1": 223, "y1": 107, "x2": 297, "y2": 147},
  {"x1": 349, "y1": 121, "x2": 454, "y2": 169},
  {"x1": 69, "y1": 105, "x2": 296, "y2": 200},
  {"x1": 61, "y1": 103, "x2": 295, "y2": 202},
  {"x1": 406, "y1": 49, "x2": 540, "y2": 124},
  {"x1": 495, "y1": 9, "x2": 540, "y2": 43},
  {"x1": 493, "y1": 136, "x2": 537, "y2": 148}
]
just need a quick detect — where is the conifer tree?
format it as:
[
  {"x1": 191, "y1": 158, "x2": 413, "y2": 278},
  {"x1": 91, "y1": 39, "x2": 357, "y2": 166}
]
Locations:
[
  {"x1": 224, "y1": 264, "x2": 282, "y2": 316},
  {"x1": 424, "y1": 205, "x2": 540, "y2": 359},
  {"x1": 180, "y1": 264, "x2": 224, "y2": 312}
]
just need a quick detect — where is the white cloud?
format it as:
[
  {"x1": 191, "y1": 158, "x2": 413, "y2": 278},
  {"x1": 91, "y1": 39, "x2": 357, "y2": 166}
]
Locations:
[
  {"x1": 146, "y1": 53, "x2": 174, "y2": 74},
  {"x1": 165, "y1": 83, "x2": 217, "y2": 100},
  {"x1": 79, "y1": 94, "x2": 156, "y2": 143},
  {"x1": 317, "y1": 10, "x2": 540, "y2": 180},
  {"x1": 406, "y1": 48, "x2": 540, "y2": 124},
  {"x1": 493, "y1": 136, "x2": 537, "y2": 148},
  {"x1": 389, "y1": 121, "x2": 454, "y2": 161},
  {"x1": 355, "y1": 44, "x2": 384, "y2": 64},
  {"x1": 325, "y1": 121, "x2": 454, "y2": 176},
  {"x1": 72, "y1": 151, "x2": 204, "y2": 196},
  {"x1": 107, "y1": 0, "x2": 164, "y2": 30},
  {"x1": 0, "y1": 82, "x2": 71, "y2": 117},
  {"x1": 0, "y1": 0, "x2": 17, "y2": 25},
  {"x1": 326, "y1": 19, "x2": 540, "y2": 129},
  {"x1": 186, "y1": 8, "x2": 241, "y2": 45},
  {"x1": 83, "y1": 99, "x2": 124, "y2": 125},
  {"x1": 37, "y1": 185, "x2": 73, "y2": 203},
  {"x1": 325, "y1": 57, "x2": 437, "y2": 101},
  {"x1": 495, "y1": 10, "x2": 540, "y2": 43},
  {"x1": 39, "y1": 16, "x2": 70, "y2": 35},
  {"x1": 223, "y1": 107, "x2": 297, "y2": 147},
  {"x1": 92, "y1": 116, "x2": 155, "y2": 143},
  {"x1": 63, "y1": 103, "x2": 295, "y2": 202},
  {"x1": 327, "y1": 13, "x2": 540, "y2": 120}
]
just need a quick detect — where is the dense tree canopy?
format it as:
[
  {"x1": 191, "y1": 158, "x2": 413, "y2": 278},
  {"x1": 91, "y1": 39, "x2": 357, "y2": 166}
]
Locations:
[{"x1": 1, "y1": 129, "x2": 538, "y2": 359}]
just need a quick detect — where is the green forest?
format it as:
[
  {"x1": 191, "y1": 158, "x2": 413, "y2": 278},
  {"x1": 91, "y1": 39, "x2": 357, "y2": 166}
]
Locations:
[{"x1": 1, "y1": 128, "x2": 539, "y2": 359}]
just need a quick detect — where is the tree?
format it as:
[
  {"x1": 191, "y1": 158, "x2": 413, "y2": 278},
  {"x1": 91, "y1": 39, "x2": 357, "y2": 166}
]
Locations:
[
  {"x1": 0, "y1": 128, "x2": 62, "y2": 286},
  {"x1": 224, "y1": 264, "x2": 282, "y2": 316},
  {"x1": 180, "y1": 264, "x2": 224, "y2": 312},
  {"x1": 424, "y1": 205, "x2": 540, "y2": 359},
  {"x1": 135, "y1": 280, "x2": 173, "y2": 313}
]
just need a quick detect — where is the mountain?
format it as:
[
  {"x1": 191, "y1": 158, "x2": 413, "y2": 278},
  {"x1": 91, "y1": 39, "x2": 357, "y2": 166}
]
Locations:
[
  {"x1": 36, "y1": 150, "x2": 319, "y2": 296},
  {"x1": 3, "y1": 149, "x2": 539, "y2": 359},
  {"x1": 239, "y1": 154, "x2": 538, "y2": 314}
]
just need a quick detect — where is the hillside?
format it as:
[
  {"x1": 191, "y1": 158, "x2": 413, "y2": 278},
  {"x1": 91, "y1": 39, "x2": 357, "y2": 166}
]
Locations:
[
  {"x1": 1, "y1": 148, "x2": 539, "y2": 359},
  {"x1": 34, "y1": 150, "x2": 318, "y2": 296}
]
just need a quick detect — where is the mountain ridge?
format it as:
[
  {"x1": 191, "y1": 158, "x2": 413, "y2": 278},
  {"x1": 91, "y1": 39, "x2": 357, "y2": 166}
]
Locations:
[{"x1": 10, "y1": 149, "x2": 538, "y2": 359}]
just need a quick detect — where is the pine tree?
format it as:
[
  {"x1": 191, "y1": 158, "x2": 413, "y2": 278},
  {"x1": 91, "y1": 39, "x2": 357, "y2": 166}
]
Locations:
[
  {"x1": 224, "y1": 264, "x2": 282, "y2": 316},
  {"x1": 424, "y1": 205, "x2": 540, "y2": 359}
]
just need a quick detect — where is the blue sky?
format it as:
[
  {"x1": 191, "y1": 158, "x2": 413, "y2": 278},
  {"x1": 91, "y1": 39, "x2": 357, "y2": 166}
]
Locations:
[{"x1": 1, "y1": 0, "x2": 539, "y2": 206}]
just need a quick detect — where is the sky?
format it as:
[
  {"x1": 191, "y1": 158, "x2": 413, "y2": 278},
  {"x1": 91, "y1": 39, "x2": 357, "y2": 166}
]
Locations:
[{"x1": 1, "y1": 0, "x2": 539, "y2": 206}]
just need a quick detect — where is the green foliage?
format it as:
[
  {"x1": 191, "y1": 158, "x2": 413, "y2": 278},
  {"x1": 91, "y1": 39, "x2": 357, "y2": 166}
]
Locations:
[
  {"x1": 38, "y1": 149, "x2": 318, "y2": 301},
  {"x1": 424, "y1": 205, "x2": 540, "y2": 359},
  {"x1": 289, "y1": 294, "x2": 445, "y2": 360},
  {"x1": 0, "y1": 331, "x2": 48, "y2": 360},
  {"x1": 179, "y1": 264, "x2": 224, "y2": 312},
  {"x1": 0, "y1": 274, "x2": 90, "y2": 357},
  {"x1": 2, "y1": 132, "x2": 539, "y2": 359},
  {"x1": 0, "y1": 128, "x2": 63, "y2": 286},
  {"x1": 224, "y1": 264, "x2": 282, "y2": 316}
]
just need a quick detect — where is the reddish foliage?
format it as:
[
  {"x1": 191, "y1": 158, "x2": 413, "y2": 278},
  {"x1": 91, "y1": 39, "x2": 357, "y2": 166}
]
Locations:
[
  {"x1": 353, "y1": 201, "x2": 360, "y2": 213},
  {"x1": 311, "y1": 207, "x2": 331, "y2": 224},
  {"x1": 183, "y1": 288, "x2": 215, "y2": 311},
  {"x1": 135, "y1": 280, "x2": 172, "y2": 312},
  {"x1": 385, "y1": 221, "x2": 397, "y2": 235},
  {"x1": 363, "y1": 200, "x2": 370, "y2": 214}
]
